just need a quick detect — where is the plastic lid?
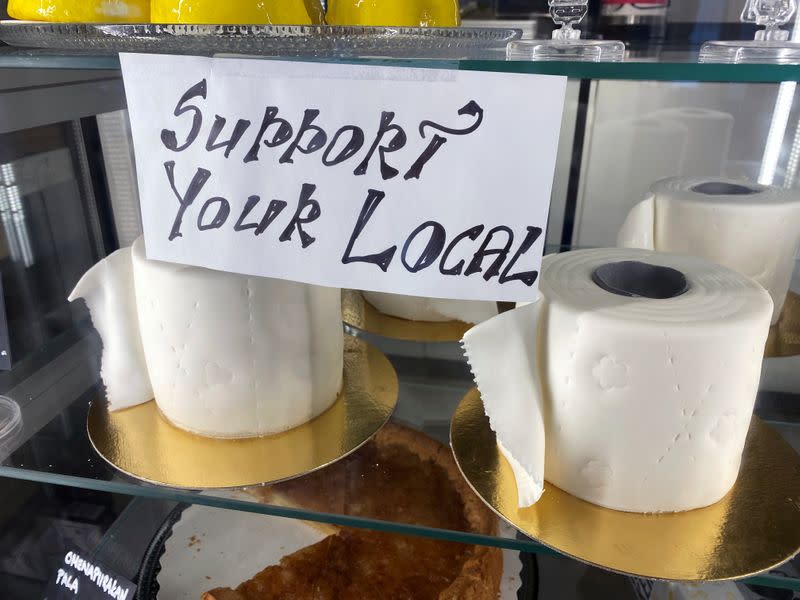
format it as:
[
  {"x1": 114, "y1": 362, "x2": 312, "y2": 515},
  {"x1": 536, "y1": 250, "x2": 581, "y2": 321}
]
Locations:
[{"x1": 0, "y1": 396, "x2": 22, "y2": 445}]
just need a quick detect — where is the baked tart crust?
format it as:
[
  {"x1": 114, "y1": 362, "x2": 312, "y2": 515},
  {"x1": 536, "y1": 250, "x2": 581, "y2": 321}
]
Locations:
[{"x1": 203, "y1": 424, "x2": 502, "y2": 599}]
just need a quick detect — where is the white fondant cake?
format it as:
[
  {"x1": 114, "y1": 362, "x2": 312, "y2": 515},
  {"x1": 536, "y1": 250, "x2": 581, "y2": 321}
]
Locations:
[
  {"x1": 362, "y1": 291, "x2": 497, "y2": 324},
  {"x1": 69, "y1": 238, "x2": 343, "y2": 439},
  {"x1": 618, "y1": 176, "x2": 800, "y2": 324},
  {"x1": 463, "y1": 248, "x2": 773, "y2": 513}
]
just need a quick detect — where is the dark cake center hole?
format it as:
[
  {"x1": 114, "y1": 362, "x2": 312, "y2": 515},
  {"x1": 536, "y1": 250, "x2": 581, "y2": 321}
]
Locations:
[
  {"x1": 691, "y1": 181, "x2": 760, "y2": 196},
  {"x1": 592, "y1": 261, "x2": 689, "y2": 299}
]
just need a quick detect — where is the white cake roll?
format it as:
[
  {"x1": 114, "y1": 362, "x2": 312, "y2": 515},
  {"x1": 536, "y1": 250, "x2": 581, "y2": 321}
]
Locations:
[
  {"x1": 618, "y1": 177, "x2": 800, "y2": 324},
  {"x1": 70, "y1": 237, "x2": 343, "y2": 439},
  {"x1": 362, "y1": 291, "x2": 497, "y2": 324},
  {"x1": 463, "y1": 249, "x2": 773, "y2": 513}
]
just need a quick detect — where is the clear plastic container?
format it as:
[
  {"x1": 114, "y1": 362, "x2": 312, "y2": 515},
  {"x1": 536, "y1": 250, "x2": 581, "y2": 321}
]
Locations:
[
  {"x1": 0, "y1": 396, "x2": 22, "y2": 450},
  {"x1": 700, "y1": 0, "x2": 800, "y2": 64}
]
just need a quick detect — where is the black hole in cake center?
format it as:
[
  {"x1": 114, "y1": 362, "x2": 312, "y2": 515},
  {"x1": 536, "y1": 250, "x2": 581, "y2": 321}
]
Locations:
[
  {"x1": 592, "y1": 261, "x2": 689, "y2": 299},
  {"x1": 691, "y1": 181, "x2": 760, "y2": 196}
]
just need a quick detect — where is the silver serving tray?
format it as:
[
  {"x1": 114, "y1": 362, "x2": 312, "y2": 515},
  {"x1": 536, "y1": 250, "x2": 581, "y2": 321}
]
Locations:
[{"x1": 0, "y1": 21, "x2": 521, "y2": 59}]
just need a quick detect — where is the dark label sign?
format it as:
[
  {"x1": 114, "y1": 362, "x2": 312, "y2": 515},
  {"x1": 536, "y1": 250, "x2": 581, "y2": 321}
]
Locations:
[{"x1": 44, "y1": 547, "x2": 136, "y2": 600}]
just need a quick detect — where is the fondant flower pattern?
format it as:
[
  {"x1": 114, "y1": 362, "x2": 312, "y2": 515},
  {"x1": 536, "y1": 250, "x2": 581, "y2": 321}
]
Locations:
[{"x1": 592, "y1": 355, "x2": 629, "y2": 391}]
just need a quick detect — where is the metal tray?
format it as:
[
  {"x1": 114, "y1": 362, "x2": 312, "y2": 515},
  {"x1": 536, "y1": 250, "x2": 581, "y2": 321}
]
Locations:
[{"x1": 0, "y1": 21, "x2": 521, "y2": 59}]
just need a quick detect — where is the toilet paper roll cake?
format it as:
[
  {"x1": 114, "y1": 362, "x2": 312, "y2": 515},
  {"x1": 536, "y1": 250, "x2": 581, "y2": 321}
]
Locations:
[
  {"x1": 69, "y1": 238, "x2": 343, "y2": 439},
  {"x1": 618, "y1": 177, "x2": 800, "y2": 324},
  {"x1": 362, "y1": 291, "x2": 497, "y2": 324},
  {"x1": 462, "y1": 249, "x2": 773, "y2": 513}
]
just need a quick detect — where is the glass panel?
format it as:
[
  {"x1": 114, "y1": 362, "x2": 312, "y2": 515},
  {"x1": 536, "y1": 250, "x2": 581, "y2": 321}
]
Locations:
[
  {"x1": 571, "y1": 80, "x2": 793, "y2": 248},
  {"x1": 4, "y1": 47, "x2": 800, "y2": 83},
  {"x1": 0, "y1": 476, "x2": 130, "y2": 599},
  {"x1": 0, "y1": 326, "x2": 797, "y2": 590},
  {"x1": 0, "y1": 32, "x2": 797, "y2": 594},
  {"x1": 0, "y1": 123, "x2": 103, "y2": 370}
]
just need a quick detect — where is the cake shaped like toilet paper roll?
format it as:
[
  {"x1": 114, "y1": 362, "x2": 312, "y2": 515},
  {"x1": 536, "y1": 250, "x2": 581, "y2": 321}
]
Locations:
[
  {"x1": 462, "y1": 249, "x2": 773, "y2": 513},
  {"x1": 69, "y1": 238, "x2": 343, "y2": 439},
  {"x1": 362, "y1": 291, "x2": 498, "y2": 324},
  {"x1": 618, "y1": 176, "x2": 800, "y2": 325}
]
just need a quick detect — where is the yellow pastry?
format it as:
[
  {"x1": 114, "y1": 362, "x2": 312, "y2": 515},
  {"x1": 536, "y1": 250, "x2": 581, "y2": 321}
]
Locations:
[
  {"x1": 8, "y1": 0, "x2": 149, "y2": 22},
  {"x1": 151, "y1": 0, "x2": 324, "y2": 24},
  {"x1": 326, "y1": 0, "x2": 460, "y2": 27}
]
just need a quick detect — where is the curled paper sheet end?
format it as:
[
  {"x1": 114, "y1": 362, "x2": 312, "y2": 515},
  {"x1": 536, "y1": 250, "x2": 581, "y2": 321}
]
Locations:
[
  {"x1": 68, "y1": 247, "x2": 154, "y2": 412},
  {"x1": 498, "y1": 439, "x2": 544, "y2": 507},
  {"x1": 461, "y1": 299, "x2": 547, "y2": 509},
  {"x1": 617, "y1": 193, "x2": 656, "y2": 250}
]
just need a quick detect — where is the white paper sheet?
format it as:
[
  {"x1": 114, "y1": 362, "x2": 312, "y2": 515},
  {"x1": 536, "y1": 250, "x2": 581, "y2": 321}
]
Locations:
[
  {"x1": 121, "y1": 54, "x2": 567, "y2": 302},
  {"x1": 462, "y1": 299, "x2": 546, "y2": 507}
]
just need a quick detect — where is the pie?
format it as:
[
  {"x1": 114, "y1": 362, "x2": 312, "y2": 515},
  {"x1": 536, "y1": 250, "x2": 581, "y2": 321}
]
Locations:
[{"x1": 202, "y1": 424, "x2": 502, "y2": 599}]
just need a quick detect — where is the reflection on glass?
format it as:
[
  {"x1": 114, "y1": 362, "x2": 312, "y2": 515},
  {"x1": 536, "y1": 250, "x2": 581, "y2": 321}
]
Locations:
[
  {"x1": 0, "y1": 163, "x2": 34, "y2": 268},
  {"x1": 0, "y1": 124, "x2": 105, "y2": 364}
]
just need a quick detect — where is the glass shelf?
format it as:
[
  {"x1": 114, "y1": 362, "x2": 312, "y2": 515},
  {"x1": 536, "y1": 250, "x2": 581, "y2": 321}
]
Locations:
[
  {"x1": 0, "y1": 324, "x2": 798, "y2": 590},
  {"x1": 4, "y1": 46, "x2": 800, "y2": 83}
]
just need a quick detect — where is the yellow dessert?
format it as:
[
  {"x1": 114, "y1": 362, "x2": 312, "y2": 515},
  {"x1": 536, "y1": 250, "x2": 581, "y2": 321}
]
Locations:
[
  {"x1": 8, "y1": 0, "x2": 149, "y2": 22},
  {"x1": 151, "y1": 0, "x2": 324, "y2": 24},
  {"x1": 326, "y1": 0, "x2": 460, "y2": 27}
]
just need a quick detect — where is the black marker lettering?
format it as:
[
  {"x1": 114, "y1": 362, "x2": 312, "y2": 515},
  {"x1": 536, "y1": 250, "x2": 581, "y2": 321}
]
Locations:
[
  {"x1": 404, "y1": 134, "x2": 447, "y2": 180},
  {"x1": 354, "y1": 112, "x2": 407, "y2": 180},
  {"x1": 342, "y1": 189, "x2": 397, "y2": 272},
  {"x1": 464, "y1": 226, "x2": 514, "y2": 281},
  {"x1": 161, "y1": 79, "x2": 207, "y2": 152},
  {"x1": 226, "y1": 195, "x2": 290, "y2": 236},
  {"x1": 256, "y1": 199, "x2": 288, "y2": 236},
  {"x1": 401, "y1": 221, "x2": 446, "y2": 273},
  {"x1": 279, "y1": 183, "x2": 321, "y2": 248},
  {"x1": 323, "y1": 125, "x2": 365, "y2": 166},
  {"x1": 440, "y1": 225, "x2": 484, "y2": 275},
  {"x1": 499, "y1": 226, "x2": 542, "y2": 286},
  {"x1": 419, "y1": 100, "x2": 484, "y2": 138},
  {"x1": 197, "y1": 197, "x2": 230, "y2": 231},
  {"x1": 280, "y1": 109, "x2": 327, "y2": 164},
  {"x1": 234, "y1": 195, "x2": 262, "y2": 232},
  {"x1": 164, "y1": 161, "x2": 211, "y2": 241},
  {"x1": 206, "y1": 115, "x2": 251, "y2": 158},
  {"x1": 244, "y1": 106, "x2": 293, "y2": 163}
]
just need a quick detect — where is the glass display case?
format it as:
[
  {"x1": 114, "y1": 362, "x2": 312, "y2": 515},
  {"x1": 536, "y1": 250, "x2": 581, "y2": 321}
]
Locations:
[{"x1": 0, "y1": 1, "x2": 800, "y2": 599}]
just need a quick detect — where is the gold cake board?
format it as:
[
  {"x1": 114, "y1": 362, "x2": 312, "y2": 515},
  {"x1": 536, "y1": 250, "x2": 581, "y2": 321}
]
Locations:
[
  {"x1": 766, "y1": 291, "x2": 800, "y2": 358},
  {"x1": 88, "y1": 336, "x2": 398, "y2": 489},
  {"x1": 450, "y1": 388, "x2": 800, "y2": 582},
  {"x1": 342, "y1": 289, "x2": 471, "y2": 343}
]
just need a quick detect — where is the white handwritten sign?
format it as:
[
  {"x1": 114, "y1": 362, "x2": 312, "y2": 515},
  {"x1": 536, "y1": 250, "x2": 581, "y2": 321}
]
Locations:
[{"x1": 121, "y1": 55, "x2": 566, "y2": 301}]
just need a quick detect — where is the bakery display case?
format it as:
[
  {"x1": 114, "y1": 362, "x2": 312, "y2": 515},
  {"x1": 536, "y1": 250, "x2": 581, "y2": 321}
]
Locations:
[{"x1": 1, "y1": 0, "x2": 800, "y2": 598}]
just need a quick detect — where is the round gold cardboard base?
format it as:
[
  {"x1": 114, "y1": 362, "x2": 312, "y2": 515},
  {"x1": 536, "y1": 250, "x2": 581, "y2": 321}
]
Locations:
[
  {"x1": 88, "y1": 336, "x2": 398, "y2": 489},
  {"x1": 451, "y1": 388, "x2": 800, "y2": 582},
  {"x1": 766, "y1": 291, "x2": 800, "y2": 358},
  {"x1": 341, "y1": 289, "x2": 471, "y2": 343}
]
